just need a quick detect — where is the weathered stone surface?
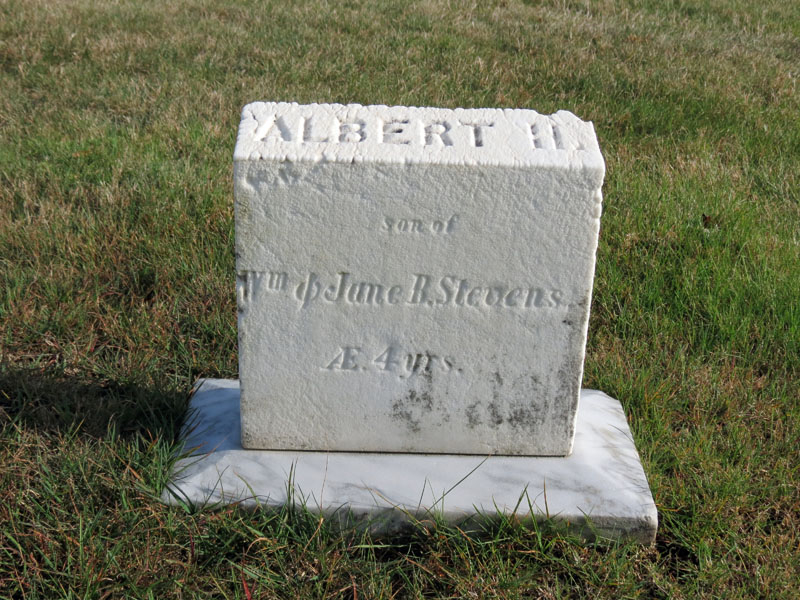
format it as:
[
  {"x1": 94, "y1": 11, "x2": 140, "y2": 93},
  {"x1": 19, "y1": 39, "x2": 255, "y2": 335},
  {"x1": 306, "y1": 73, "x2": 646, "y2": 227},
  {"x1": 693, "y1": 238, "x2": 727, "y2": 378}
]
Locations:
[{"x1": 234, "y1": 102, "x2": 605, "y2": 455}]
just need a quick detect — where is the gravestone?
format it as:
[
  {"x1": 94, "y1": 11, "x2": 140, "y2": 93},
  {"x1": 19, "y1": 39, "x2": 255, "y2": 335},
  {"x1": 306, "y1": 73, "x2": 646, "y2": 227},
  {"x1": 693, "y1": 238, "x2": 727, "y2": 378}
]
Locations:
[
  {"x1": 163, "y1": 102, "x2": 657, "y2": 544},
  {"x1": 234, "y1": 102, "x2": 603, "y2": 456}
]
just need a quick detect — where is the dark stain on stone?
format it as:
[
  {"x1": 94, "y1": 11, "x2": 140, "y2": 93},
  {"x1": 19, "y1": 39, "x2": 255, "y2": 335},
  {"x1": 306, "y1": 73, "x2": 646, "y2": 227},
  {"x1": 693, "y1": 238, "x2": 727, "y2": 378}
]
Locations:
[
  {"x1": 391, "y1": 392, "x2": 425, "y2": 433},
  {"x1": 508, "y1": 405, "x2": 539, "y2": 430},
  {"x1": 486, "y1": 371, "x2": 506, "y2": 426},
  {"x1": 555, "y1": 299, "x2": 590, "y2": 441},
  {"x1": 391, "y1": 365, "x2": 436, "y2": 433},
  {"x1": 391, "y1": 405, "x2": 419, "y2": 433},
  {"x1": 503, "y1": 374, "x2": 545, "y2": 432},
  {"x1": 465, "y1": 401, "x2": 481, "y2": 428},
  {"x1": 488, "y1": 401, "x2": 504, "y2": 426},
  {"x1": 416, "y1": 389, "x2": 434, "y2": 412}
]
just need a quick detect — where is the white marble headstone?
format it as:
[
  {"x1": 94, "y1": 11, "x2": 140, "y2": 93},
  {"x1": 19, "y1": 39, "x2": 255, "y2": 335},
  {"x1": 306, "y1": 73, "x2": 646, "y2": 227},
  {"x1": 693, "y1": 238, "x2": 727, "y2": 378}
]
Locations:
[{"x1": 233, "y1": 102, "x2": 605, "y2": 456}]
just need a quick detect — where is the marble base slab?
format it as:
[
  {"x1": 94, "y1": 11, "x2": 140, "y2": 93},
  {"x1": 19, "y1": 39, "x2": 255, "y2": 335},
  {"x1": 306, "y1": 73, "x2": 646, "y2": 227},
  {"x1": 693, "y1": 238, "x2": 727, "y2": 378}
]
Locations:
[{"x1": 162, "y1": 379, "x2": 657, "y2": 544}]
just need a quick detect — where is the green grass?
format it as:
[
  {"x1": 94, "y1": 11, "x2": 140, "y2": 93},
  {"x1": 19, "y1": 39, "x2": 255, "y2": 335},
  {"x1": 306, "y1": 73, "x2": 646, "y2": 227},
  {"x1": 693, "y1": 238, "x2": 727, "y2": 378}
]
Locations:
[{"x1": 1, "y1": 0, "x2": 799, "y2": 597}]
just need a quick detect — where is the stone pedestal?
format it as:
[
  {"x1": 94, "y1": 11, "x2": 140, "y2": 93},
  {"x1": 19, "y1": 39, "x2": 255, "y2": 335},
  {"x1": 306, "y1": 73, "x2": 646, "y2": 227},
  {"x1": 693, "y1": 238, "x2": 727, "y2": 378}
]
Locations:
[{"x1": 163, "y1": 379, "x2": 657, "y2": 544}]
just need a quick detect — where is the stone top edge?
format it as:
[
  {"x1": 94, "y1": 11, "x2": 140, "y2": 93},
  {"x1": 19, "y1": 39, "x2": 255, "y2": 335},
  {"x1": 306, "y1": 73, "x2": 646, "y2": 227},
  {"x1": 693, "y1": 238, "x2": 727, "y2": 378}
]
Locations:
[{"x1": 233, "y1": 101, "x2": 605, "y2": 174}]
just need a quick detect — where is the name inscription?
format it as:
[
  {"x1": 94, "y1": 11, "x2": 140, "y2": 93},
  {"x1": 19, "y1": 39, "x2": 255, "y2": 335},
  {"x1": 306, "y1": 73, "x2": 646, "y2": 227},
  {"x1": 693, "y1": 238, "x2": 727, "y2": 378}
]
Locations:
[
  {"x1": 237, "y1": 270, "x2": 564, "y2": 311},
  {"x1": 248, "y1": 110, "x2": 583, "y2": 151}
]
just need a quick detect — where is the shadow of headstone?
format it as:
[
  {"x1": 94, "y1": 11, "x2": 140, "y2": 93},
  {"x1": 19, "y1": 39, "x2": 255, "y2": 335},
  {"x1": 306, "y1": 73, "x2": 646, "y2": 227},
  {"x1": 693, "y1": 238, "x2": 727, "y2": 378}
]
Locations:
[{"x1": 0, "y1": 363, "x2": 188, "y2": 441}]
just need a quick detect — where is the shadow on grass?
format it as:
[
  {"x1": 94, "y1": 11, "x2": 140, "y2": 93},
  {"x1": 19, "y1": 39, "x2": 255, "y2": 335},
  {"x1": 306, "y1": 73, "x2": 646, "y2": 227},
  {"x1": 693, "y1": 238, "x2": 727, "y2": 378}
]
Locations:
[{"x1": 0, "y1": 362, "x2": 188, "y2": 442}]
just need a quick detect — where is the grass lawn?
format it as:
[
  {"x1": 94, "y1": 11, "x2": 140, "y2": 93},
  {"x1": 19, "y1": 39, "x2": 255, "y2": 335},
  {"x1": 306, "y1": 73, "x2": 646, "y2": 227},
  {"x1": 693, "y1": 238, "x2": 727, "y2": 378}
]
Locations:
[{"x1": 1, "y1": 0, "x2": 798, "y2": 597}]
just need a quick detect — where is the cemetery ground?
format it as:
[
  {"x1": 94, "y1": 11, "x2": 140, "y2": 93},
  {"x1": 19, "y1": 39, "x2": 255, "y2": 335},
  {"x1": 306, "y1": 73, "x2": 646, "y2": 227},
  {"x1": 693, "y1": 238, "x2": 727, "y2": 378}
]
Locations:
[{"x1": 0, "y1": 0, "x2": 798, "y2": 597}]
